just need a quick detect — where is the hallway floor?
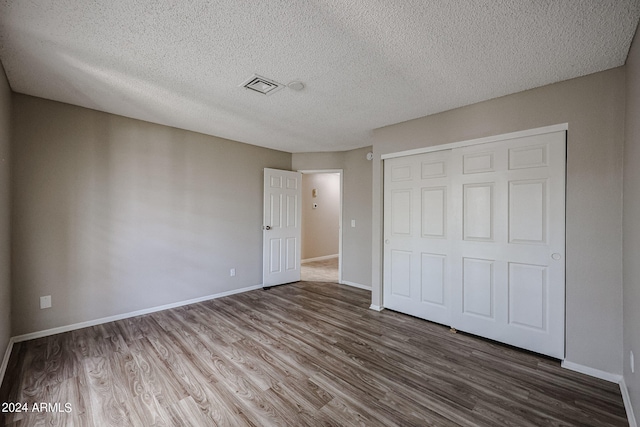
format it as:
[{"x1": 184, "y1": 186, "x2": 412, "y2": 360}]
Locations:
[{"x1": 301, "y1": 256, "x2": 338, "y2": 282}]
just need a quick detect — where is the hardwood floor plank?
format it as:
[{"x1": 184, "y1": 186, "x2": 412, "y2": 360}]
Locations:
[
  {"x1": 166, "y1": 396, "x2": 214, "y2": 427},
  {"x1": 148, "y1": 323, "x2": 295, "y2": 426},
  {"x1": 199, "y1": 299, "x2": 324, "y2": 382},
  {"x1": 129, "y1": 392, "x2": 172, "y2": 427},
  {"x1": 42, "y1": 374, "x2": 92, "y2": 427},
  {"x1": 105, "y1": 340, "x2": 175, "y2": 426},
  {"x1": 144, "y1": 331, "x2": 217, "y2": 412},
  {"x1": 471, "y1": 400, "x2": 547, "y2": 427},
  {"x1": 0, "y1": 282, "x2": 629, "y2": 426},
  {"x1": 127, "y1": 337, "x2": 189, "y2": 407},
  {"x1": 526, "y1": 389, "x2": 628, "y2": 427},
  {"x1": 316, "y1": 396, "x2": 382, "y2": 427},
  {"x1": 83, "y1": 356, "x2": 135, "y2": 427},
  {"x1": 196, "y1": 381, "x2": 253, "y2": 427},
  {"x1": 271, "y1": 379, "x2": 333, "y2": 413}
]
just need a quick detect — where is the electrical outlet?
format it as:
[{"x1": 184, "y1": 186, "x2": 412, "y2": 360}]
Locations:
[
  {"x1": 351, "y1": 219, "x2": 356, "y2": 227},
  {"x1": 631, "y1": 350, "x2": 635, "y2": 374},
  {"x1": 230, "y1": 268, "x2": 236, "y2": 277},
  {"x1": 40, "y1": 295, "x2": 52, "y2": 309}
]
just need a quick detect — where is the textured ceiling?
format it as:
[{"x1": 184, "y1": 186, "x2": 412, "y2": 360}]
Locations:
[{"x1": 1, "y1": 1, "x2": 639, "y2": 153}]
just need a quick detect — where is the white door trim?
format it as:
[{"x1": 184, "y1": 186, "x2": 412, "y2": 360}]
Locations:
[
  {"x1": 381, "y1": 123, "x2": 568, "y2": 160},
  {"x1": 298, "y1": 169, "x2": 343, "y2": 284}
]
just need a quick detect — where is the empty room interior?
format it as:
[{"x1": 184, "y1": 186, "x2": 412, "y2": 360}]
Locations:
[{"x1": 1, "y1": 1, "x2": 640, "y2": 426}]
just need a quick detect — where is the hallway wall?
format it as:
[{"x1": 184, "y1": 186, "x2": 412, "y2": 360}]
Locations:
[{"x1": 301, "y1": 173, "x2": 340, "y2": 260}]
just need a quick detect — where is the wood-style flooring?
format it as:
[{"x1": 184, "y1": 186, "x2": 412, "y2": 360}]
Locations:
[{"x1": 0, "y1": 282, "x2": 629, "y2": 426}]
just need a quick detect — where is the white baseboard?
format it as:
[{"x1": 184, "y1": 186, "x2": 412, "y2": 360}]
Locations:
[
  {"x1": 369, "y1": 304, "x2": 383, "y2": 312},
  {"x1": 620, "y1": 377, "x2": 638, "y2": 427},
  {"x1": 561, "y1": 360, "x2": 622, "y2": 383},
  {"x1": 301, "y1": 254, "x2": 338, "y2": 264},
  {"x1": 340, "y1": 280, "x2": 371, "y2": 290},
  {"x1": 0, "y1": 337, "x2": 15, "y2": 388},
  {"x1": 10, "y1": 284, "x2": 264, "y2": 344}
]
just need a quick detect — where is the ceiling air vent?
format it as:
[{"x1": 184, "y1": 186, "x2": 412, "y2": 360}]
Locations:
[{"x1": 240, "y1": 74, "x2": 283, "y2": 95}]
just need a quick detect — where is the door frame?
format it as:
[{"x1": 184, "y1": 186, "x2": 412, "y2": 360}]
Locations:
[
  {"x1": 298, "y1": 169, "x2": 343, "y2": 284},
  {"x1": 381, "y1": 123, "x2": 569, "y2": 160}
]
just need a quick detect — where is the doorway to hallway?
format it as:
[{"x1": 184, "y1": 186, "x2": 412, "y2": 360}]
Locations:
[
  {"x1": 299, "y1": 170, "x2": 342, "y2": 282},
  {"x1": 301, "y1": 257, "x2": 339, "y2": 282}
]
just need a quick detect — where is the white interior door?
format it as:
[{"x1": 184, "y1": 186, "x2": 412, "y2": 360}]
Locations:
[
  {"x1": 263, "y1": 168, "x2": 302, "y2": 287},
  {"x1": 450, "y1": 132, "x2": 566, "y2": 358},
  {"x1": 383, "y1": 149, "x2": 454, "y2": 326},
  {"x1": 383, "y1": 131, "x2": 566, "y2": 359}
]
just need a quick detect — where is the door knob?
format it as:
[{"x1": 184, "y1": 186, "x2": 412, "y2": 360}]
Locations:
[
  {"x1": 264, "y1": 225, "x2": 272, "y2": 230},
  {"x1": 551, "y1": 253, "x2": 561, "y2": 260}
]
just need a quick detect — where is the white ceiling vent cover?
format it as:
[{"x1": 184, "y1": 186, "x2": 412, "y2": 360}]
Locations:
[{"x1": 240, "y1": 74, "x2": 283, "y2": 95}]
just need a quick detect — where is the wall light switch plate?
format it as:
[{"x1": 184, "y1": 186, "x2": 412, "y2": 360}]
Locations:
[
  {"x1": 40, "y1": 295, "x2": 52, "y2": 309},
  {"x1": 351, "y1": 219, "x2": 356, "y2": 227}
]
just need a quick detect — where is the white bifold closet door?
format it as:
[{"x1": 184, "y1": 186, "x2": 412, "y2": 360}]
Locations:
[{"x1": 383, "y1": 131, "x2": 566, "y2": 359}]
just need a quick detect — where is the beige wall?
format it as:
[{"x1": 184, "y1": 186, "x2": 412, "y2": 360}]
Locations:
[
  {"x1": 293, "y1": 146, "x2": 373, "y2": 287},
  {"x1": 372, "y1": 67, "x2": 626, "y2": 375},
  {"x1": 301, "y1": 173, "x2": 340, "y2": 260},
  {"x1": 624, "y1": 25, "x2": 640, "y2": 419},
  {"x1": 11, "y1": 94, "x2": 291, "y2": 335},
  {"x1": 0, "y1": 62, "x2": 11, "y2": 360},
  {"x1": 341, "y1": 148, "x2": 373, "y2": 288}
]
